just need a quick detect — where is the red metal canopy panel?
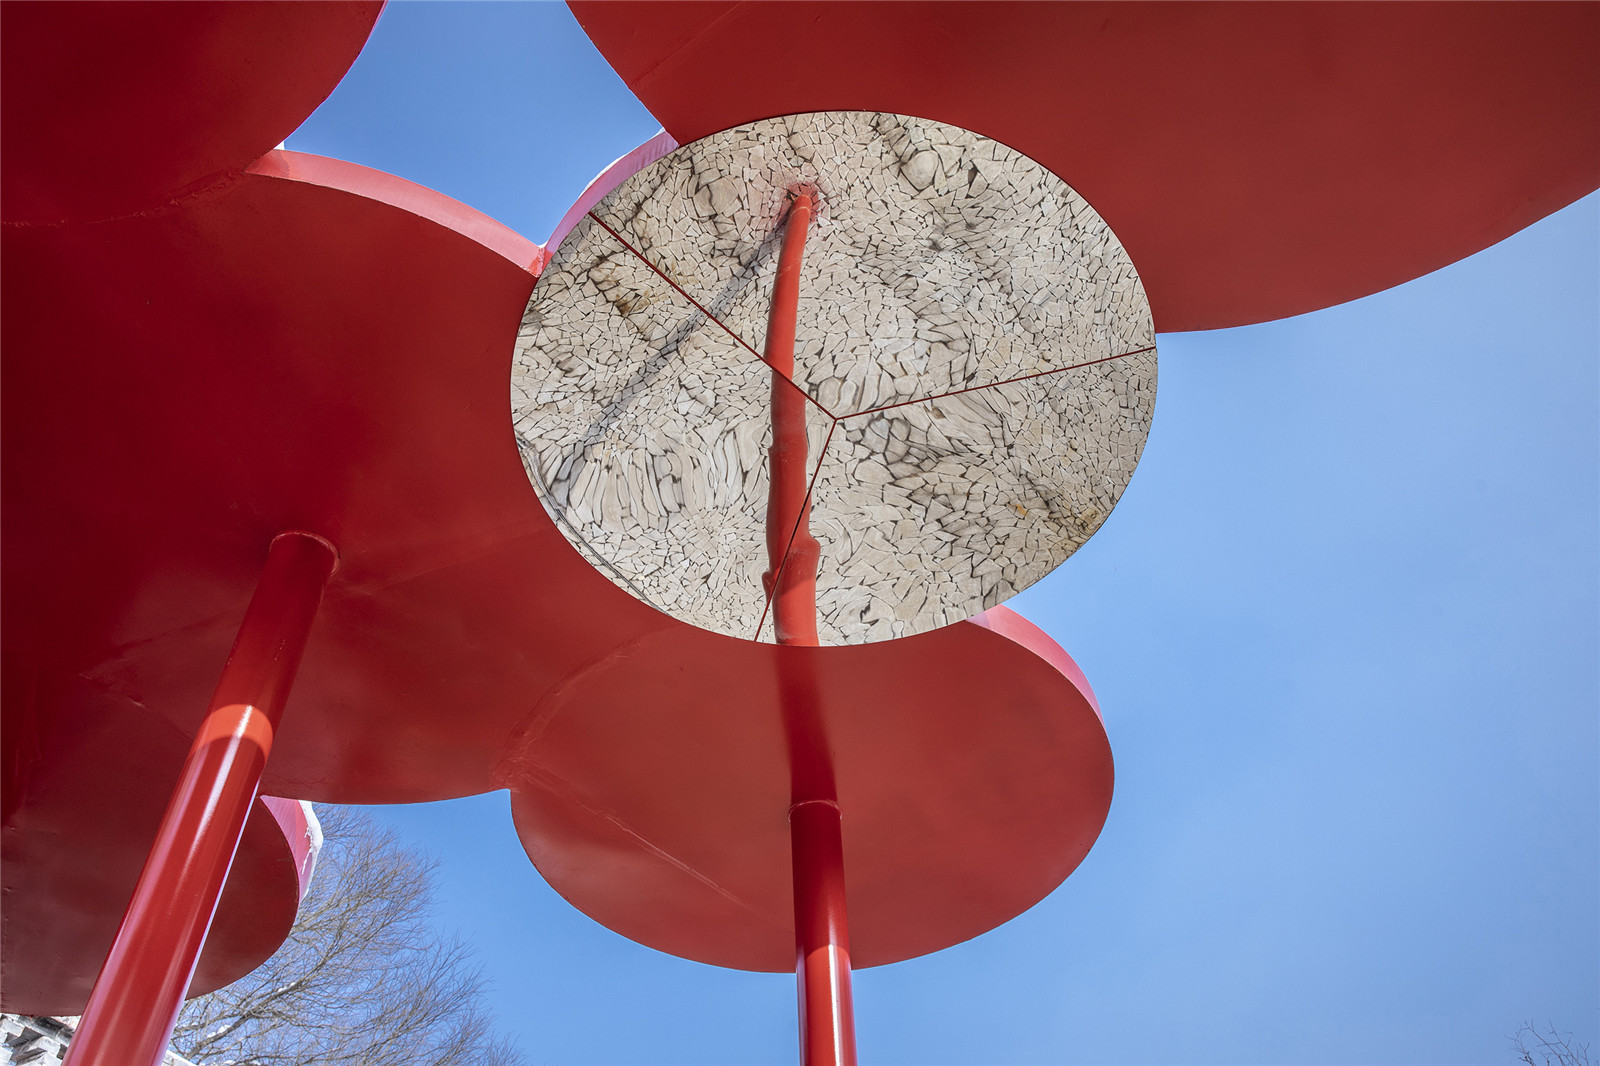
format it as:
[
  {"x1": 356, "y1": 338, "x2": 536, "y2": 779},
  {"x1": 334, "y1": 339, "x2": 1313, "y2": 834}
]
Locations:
[
  {"x1": 0, "y1": 1, "x2": 382, "y2": 225},
  {"x1": 570, "y1": 1, "x2": 1600, "y2": 332},
  {"x1": 501, "y1": 606, "x2": 1112, "y2": 971},
  {"x1": 0, "y1": 677, "x2": 312, "y2": 1014},
  {"x1": 0, "y1": 150, "x2": 688, "y2": 804}
]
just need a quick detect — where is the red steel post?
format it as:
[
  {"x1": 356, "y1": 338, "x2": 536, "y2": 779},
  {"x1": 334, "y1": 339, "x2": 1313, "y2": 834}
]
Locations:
[
  {"x1": 790, "y1": 798, "x2": 857, "y2": 1066},
  {"x1": 761, "y1": 191, "x2": 859, "y2": 1066},
  {"x1": 762, "y1": 192, "x2": 821, "y2": 647},
  {"x1": 64, "y1": 531, "x2": 337, "y2": 1066}
]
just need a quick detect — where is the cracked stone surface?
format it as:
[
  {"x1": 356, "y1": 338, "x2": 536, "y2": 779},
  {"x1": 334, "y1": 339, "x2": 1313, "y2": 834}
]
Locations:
[
  {"x1": 512, "y1": 217, "x2": 831, "y2": 638},
  {"x1": 513, "y1": 112, "x2": 1156, "y2": 645},
  {"x1": 590, "y1": 111, "x2": 1153, "y2": 412}
]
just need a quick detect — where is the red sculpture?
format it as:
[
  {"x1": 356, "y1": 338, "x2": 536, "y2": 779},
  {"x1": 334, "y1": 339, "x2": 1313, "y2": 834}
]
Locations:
[{"x1": 1, "y1": 4, "x2": 1594, "y2": 1064}]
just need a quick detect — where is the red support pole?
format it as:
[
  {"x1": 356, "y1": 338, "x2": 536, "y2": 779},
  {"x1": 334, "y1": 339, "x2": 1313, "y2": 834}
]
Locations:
[
  {"x1": 64, "y1": 531, "x2": 337, "y2": 1066},
  {"x1": 761, "y1": 191, "x2": 859, "y2": 1066},
  {"x1": 790, "y1": 799, "x2": 857, "y2": 1066},
  {"x1": 762, "y1": 191, "x2": 821, "y2": 648}
]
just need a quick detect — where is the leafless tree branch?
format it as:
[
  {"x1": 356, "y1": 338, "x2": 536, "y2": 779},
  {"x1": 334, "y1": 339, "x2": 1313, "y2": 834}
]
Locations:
[
  {"x1": 172, "y1": 807, "x2": 524, "y2": 1066},
  {"x1": 1514, "y1": 1022, "x2": 1593, "y2": 1066}
]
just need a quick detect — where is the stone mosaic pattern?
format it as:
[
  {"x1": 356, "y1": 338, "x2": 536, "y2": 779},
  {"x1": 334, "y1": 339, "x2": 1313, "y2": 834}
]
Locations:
[
  {"x1": 513, "y1": 113, "x2": 1156, "y2": 644},
  {"x1": 807, "y1": 354, "x2": 1155, "y2": 643},
  {"x1": 589, "y1": 111, "x2": 1152, "y2": 413},
  {"x1": 513, "y1": 217, "x2": 831, "y2": 638}
]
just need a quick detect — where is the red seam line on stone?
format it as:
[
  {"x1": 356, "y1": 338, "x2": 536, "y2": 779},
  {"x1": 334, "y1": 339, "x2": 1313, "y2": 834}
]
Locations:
[
  {"x1": 840, "y1": 345, "x2": 1155, "y2": 421},
  {"x1": 754, "y1": 418, "x2": 838, "y2": 643},
  {"x1": 586, "y1": 212, "x2": 840, "y2": 421}
]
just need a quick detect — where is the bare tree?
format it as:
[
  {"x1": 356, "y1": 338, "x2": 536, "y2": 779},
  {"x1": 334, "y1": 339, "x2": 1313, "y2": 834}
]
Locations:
[
  {"x1": 1514, "y1": 1023, "x2": 1593, "y2": 1066},
  {"x1": 172, "y1": 807, "x2": 523, "y2": 1066}
]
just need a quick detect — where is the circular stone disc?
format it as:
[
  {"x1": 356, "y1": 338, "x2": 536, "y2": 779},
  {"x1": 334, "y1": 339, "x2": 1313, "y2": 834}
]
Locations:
[
  {"x1": 512, "y1": 112, "x2": 1155, "y2": 645},
  {"x1": 500, "y1": 606, "x2": 1112, "y2": 972}
]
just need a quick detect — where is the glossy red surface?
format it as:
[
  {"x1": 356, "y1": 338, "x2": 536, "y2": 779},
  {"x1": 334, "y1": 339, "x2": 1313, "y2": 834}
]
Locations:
[
  {"x1": 571, "y1": 1, "x2": 1600, "y2": 331},
  {"x1": 501, "y1": 607, "x2": 1114, "y2": 972},
  {"x1": 0, "y1": 1, "x2": 382, "y2": 225},
  {"x1": 65, "y1": 534, "x2": 336, "y2": 1066}
]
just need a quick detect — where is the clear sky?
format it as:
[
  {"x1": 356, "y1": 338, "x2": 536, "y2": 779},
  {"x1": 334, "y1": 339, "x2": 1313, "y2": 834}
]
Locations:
[{"x1": 282, "y1": 4, "x2": 1599, "y2": 1063}]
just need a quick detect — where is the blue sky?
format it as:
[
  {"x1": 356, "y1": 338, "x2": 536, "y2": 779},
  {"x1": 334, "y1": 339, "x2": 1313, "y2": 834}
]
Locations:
[{"x1": 282, "y1": 4, "x2": 1598, "y2": 1063}]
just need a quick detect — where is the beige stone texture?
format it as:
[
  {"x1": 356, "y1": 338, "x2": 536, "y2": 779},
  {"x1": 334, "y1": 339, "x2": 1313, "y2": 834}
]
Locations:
[
  {"x1": 512, "y1": 216, "x2": 831, "y2": 638},
  {"x1": 513, "y1": 113, "x2": 1156, "y2": 645},
  {"x1": 589, "y1": 112, "x2": 1153, "y2": 414}
]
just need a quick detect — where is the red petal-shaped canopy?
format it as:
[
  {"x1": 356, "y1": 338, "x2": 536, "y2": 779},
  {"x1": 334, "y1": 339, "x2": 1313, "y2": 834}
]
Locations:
[
  {"x1": 571, "y1": 1, "x2": 1600, "y2": 331},
  {"x1": 1, "y1": 151, "x2": 576, "y2": 804},
  {"x1": 0, "y1": 1, "x2": 382, "y2": 225},
  {"x1": 504, "y1": 606, "x2": 1112, "y2": 971}
]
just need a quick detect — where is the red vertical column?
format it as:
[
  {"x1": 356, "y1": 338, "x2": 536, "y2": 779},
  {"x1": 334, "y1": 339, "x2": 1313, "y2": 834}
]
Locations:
[
  {"x1": 791, "y1": 798, "x2": 857, "y2": 1066},
  {"x1": 64, "y1": 531, "x2": 337, "y2": 1066},
  {"x1": 761, "y1": 190, "x2": 859, "y2": 1066},
  {"x1": 762, "y1": 191, "x2": 821, "y2": 647}
]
